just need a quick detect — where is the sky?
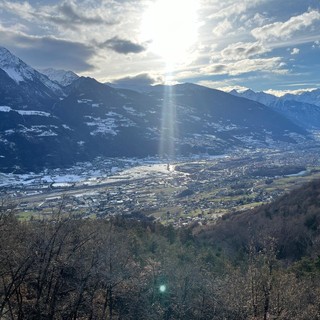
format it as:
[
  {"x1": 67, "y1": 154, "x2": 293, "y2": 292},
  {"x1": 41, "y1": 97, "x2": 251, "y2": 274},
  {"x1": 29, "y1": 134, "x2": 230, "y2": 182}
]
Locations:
[{"x1": 0, "y1": 0, "x2": 319, "y2": 94}]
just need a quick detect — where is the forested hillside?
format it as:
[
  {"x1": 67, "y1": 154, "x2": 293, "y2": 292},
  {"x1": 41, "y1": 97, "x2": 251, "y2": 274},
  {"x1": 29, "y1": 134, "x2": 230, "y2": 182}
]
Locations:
[
  {"x1": 1, "y1": 180, "x2": 320, "y2": 319},
  {"x1": 197, "y1": 179, "x2": 320, "y2": 261}
]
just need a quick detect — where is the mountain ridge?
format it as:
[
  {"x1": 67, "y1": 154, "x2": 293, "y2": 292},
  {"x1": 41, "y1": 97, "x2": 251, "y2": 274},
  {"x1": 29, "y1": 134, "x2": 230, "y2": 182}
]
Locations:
[
  {"x1": 0, "y1": 47, "x2": 62, "y2": 95},
  {"x1": 39, "y1": 68, "x2": 79, "y2": 87},
  {"x1": 230, "y1": 88, "x2": 320, "y2": 129}
]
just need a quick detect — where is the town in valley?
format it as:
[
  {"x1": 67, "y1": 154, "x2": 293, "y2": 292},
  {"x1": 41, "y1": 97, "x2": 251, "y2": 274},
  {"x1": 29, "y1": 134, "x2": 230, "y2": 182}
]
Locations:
[{"x1": 2, "y1": 140, "x2": 320, "y2": 227}]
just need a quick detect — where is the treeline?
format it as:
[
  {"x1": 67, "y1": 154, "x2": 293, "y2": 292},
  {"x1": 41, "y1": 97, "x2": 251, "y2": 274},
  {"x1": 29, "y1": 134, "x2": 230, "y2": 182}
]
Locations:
[{"x1": 1, "y1": 179, "x2": 320, "y2": 319}]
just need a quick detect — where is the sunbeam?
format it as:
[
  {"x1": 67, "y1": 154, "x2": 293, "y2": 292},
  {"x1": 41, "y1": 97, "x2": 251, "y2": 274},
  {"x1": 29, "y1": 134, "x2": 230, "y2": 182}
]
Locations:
[{"x1": 159, "y1": 84, "x2": 178, "y2": 161}]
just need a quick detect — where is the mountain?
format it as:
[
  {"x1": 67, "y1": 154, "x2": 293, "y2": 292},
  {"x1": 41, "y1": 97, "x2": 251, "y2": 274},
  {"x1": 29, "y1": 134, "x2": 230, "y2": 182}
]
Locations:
[
  {"x1": 147, "y1": 83, "x2": 307, "y2": 153},
  {"x1": 283, "y1": 89, "x2": 320, "y2": 107},
  {"x1": 0, "y1": 47, "x2": 79, "y2": 172},
  {"x1": 0, "y1": 47, "x2": 63, "y2": 110},
  {"x1": 0, "y1": 47, "x2": 62, "y2": 97},
  {"x1": 54, "y1": 77, "x2": 160, "y2": 158},
  {"x1": 229, "y1": 89, "x2": 278, "y2": 106},
  {"x1": 0, "y1": 47, "x2": 312, "y2": 173},
  {"x1": 40, "y1": 68, "x2": 79, "y2": 87},
  {"x1": 231, "y1": 88, "x2": 320, "y2": 130}
]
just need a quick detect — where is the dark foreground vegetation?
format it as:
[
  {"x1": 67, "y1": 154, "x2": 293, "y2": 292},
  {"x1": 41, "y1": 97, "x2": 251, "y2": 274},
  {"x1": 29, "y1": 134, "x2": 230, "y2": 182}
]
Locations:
[{"x1": 1, "y1": 180, "x2": 320, "y2": 319}]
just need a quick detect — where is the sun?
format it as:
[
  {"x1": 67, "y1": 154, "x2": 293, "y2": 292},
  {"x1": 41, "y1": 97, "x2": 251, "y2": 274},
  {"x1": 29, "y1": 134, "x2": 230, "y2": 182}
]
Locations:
[{"x1": 141, "y1": 0, "x2": 199, "y2": 68}]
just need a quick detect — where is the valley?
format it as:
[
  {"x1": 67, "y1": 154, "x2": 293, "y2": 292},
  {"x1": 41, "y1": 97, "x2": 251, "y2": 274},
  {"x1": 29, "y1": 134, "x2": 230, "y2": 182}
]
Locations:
[
  {"x1": 1, "y1": 46, "x2": 320, "y2": 226},
  {"x1": 3, "y1": 141, "x2": 320, "y2": 226}
]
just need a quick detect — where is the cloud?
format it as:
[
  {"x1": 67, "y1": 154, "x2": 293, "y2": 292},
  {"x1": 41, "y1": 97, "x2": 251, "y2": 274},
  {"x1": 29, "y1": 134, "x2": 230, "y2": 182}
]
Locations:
[
  {"x1": 0, "y1": 26, "x2": 95, "y2": 71},
  {"x1": 0, "y1": 0, "x2": 117, "y2": 30},
  {"x1": 252, "y1": 10, "x2": 320, "y2": 41},
  {"x1": 197, "y1": 80, "x2": 250, "y2": 92},
  {"x1": 109, "y1": 73, "x2": 164, "y2": 90},
  {"x1": 290, "y1": 48, "x2": 300, "y2": 55},
  {"x1": 203, "y1": 57, "x2": 286, "y2": 76},
  {"x1": 212, "y1": 19, "x2": 233, "y2": 36},
  {"x1": 230, "y1": 58, "x2": 287, "y2": 75},
  {"x1": 44, "y1": 1, "x2": 116, "y2": 29},
  {"x1": 221, "y1": 41, "x2": 270, "y2": 60},
  {"x1": 0, "y1": 1, "x2": 34, "y2": 20},
  {"x1": 101, "y1": 36, "x2": 146, "y2": 54},
  {"x1": 0, "y1": 0, "x2": 318, "y2": 90},
  {"x1": 251, "y1": 13, "x2": 270, "y2": 27},
  {"x1": 208, "y1": 0, "x2": 262, "y2": 20},
  {"x1": 265, "y1": 87, "x2": 318, "y2": 97},
  {"x1": 58, "y1": 1, "x2": 104, "y2": 24},
  {"x1": 203, "y1": 64, "x2": 228, "y2": 75}
]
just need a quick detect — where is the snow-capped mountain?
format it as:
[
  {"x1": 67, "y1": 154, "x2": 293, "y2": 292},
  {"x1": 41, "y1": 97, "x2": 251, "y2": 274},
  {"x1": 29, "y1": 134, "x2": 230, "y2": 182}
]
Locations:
[
  {"x1": 230, "y1": 89, "x2": 278, "y2": 106},
  {"x1": 40, "y1": 68, "x2": 79, "y2": 87},
  {"x1": 0, "y1": 47, "x2": 62, "y2": 94},
  {"x1": 0, "y1": 47, "x2": 312, "y2": 173},
  {"x1": 283, "y1": 89, "x2": 320, "y2": 107},
  {"x1": 230, "y1": 89, "x2": 320, "y2": 130}
]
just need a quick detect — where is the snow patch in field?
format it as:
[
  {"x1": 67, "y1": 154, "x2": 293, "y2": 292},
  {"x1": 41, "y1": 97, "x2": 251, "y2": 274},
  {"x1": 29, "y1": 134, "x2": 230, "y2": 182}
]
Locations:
[
  {"x1": 106, "y1": 111, "x2": 120, "y2": 117},
  {"x1": 77, "y1": 99, "x2": 93, "y2": 104},
  {"x1": 17, "y1": 110, "x2": 51, "y2": 117},
  {"x1": 38, "y1": 130, "x2": 58, "y2": 137},
  {"x1": 123, "y1": 106, "x2": 136, "y2": 113},
  {"x1": 86, "y1": 117, "x2": 118, "y2": 136},
  {"x1": 18, "y1": 125, "x2": 58, "y2": 137},
  {"x1": 51, "y1": 182, "x2": 74, "y2": 188},
  {"x1": 0, "y1": 106, "x2": 12, "y2": 112},
  {"x1": 0, "y1": 106, "x2": 52, "y2": 117}
]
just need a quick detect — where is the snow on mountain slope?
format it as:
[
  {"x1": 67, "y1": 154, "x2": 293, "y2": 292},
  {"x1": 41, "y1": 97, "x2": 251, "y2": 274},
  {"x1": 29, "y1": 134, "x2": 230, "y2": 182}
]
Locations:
[
  {"x1": 230, "y1": 88, "x2": 320, "y2": 129},
  {"x1": 0, "y1": 47, "x2": 35, "y2": 83},
  {"x1": 230, "y1": 88, "x2": 320, "y2": 109},
  {"x1": 0, "y1": 106, "x2": 52, "y2": 117},
  {"x1": 230, "y1": 89, "x2": 278, "y2": 106},
  {"x1": 40, "y1": 68, "x2": 79, "y2": 87},
  {"x1": 283, "y1": 89, "x2": 320, "y2": 107},
  {"x1": 0, "y1": 47, "x2": 62, "y2": 94}
]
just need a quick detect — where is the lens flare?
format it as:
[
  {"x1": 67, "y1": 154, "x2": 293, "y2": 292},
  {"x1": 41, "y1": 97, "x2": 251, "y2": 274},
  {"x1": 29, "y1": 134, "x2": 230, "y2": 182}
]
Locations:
[{"x1": 159, "y1": 284, "x2": 166, "y2": 293}]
